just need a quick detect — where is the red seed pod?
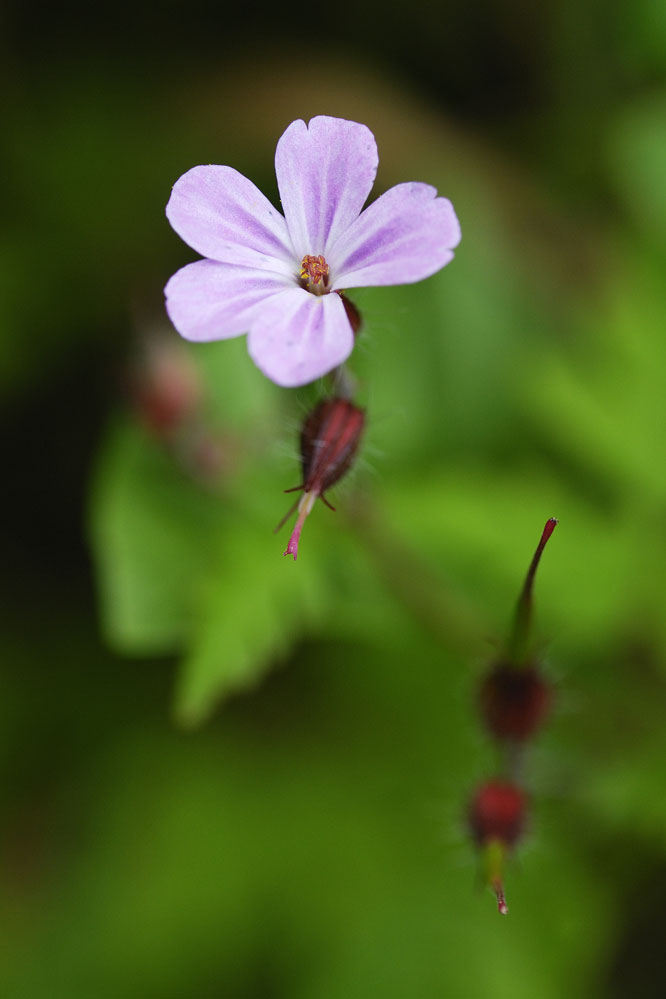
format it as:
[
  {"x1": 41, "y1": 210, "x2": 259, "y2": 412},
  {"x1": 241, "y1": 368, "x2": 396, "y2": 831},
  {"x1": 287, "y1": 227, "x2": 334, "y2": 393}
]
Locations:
[
  {"x1": 300, "y1": 398, "x2": 365, "y2": 496},
  {"x1": 278, "y1": 397, "x2": 365, "y2": 561},
  {"x1": 468, "y1": 780, "x2": 526, "y2": 849},
  {"x1": 479, "y1": 661, "x2": 551, "y2": 741},
  {"x1": 468, "y1": 780, "x2": 527, "y2": 916}
]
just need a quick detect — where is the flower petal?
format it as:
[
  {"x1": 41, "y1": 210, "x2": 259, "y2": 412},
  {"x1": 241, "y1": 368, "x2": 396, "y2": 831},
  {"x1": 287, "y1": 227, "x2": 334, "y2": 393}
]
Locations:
[
  {"x1": 165, "y1": 259, "x2": 289, "y2": 342},
  {"x1": 328, "y1": 182, "x2": 461, "y2": 289},
  {"x1": 248, "y1": 289, "x2": 354, "y2": 387},
  {"x1": 275, "y1": 117, "x2": 378, "y2": 260},
  {"x1": 166, "y1": 165, "x2": 294, "y2": 273}
]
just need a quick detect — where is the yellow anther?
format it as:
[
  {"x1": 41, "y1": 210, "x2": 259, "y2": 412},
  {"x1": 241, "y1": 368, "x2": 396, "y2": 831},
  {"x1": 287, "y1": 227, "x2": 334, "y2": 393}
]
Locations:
[{"x1": 300, "y1": 254, "x2": 329, "y2": 291}]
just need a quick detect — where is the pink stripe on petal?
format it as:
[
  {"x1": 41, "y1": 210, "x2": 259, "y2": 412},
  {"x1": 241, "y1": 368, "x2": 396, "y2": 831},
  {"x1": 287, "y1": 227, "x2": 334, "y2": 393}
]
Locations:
[
  {"x1": 248, "y1": 288, "x2": 354, "y2": 387},
  {"x1": 329, "y1": 182, "x2": 461, "y2": 289},
  {"x1": 165, "y1": 260, "x2": 290, "y2": 342},
  {"x1": 275, "y1": 117, "x2": 378, "y2": 260},
  {"x1": 166, "y1": 165, "x2": 295, "y2": 273}
]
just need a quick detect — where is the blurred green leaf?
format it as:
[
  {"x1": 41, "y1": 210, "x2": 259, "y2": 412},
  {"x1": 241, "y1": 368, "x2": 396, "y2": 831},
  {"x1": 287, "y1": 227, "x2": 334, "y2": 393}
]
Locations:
[
  {"x1": 608, "y1": 93, "x2": 666, "y2": 243},
  {"x1": 175, "y1": 510, "x2": 328, "y2": 726},
  {"x1": 89, "y1": 419, "x2": 223, "y2": 654}
]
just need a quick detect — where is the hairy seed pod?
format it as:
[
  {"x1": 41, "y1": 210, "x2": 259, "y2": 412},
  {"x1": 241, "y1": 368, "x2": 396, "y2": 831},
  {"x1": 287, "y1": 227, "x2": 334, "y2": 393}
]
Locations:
[
  {"x1": 278, "y1": 397, "x2": 365, "y2": 561},
  {"x1": 479, "y1": 662, "x2": 551, "y2": 741},
  {"x1": 300, "y1": 398, "x2": 365, "y2": 497},
  {"x1": 468, "y1": 780, "x2": 526, "y2": 849},
  {"x1": 467, "y1": 780, "x2": 527, "y2": 916}
]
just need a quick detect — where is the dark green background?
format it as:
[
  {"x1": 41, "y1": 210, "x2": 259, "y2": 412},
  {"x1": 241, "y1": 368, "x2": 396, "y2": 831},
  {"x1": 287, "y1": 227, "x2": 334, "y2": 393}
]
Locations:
[{"x1": 2, "y1": 2, "x2": 665, "y2": 995}]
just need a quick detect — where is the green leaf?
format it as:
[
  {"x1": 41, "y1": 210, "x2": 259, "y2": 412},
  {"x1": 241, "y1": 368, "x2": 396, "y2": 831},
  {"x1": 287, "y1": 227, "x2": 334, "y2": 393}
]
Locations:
[
  {"x1": 88, "y1": 419, "x2": 222, "y2": 655},
  {"x1": 174, "y1": 507, "x2": 327, "y2": 726}
]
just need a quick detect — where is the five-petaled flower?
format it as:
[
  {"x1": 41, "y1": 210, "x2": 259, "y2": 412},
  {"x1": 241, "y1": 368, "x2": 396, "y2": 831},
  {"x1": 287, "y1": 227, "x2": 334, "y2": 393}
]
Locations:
[{"x1": 165, "y1": 116, "x2": 461, "y2": 387}]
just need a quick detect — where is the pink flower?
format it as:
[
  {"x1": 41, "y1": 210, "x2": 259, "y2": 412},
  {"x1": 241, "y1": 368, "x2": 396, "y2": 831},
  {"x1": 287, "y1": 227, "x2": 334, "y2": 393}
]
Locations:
[{"x1": 165, "y1": 116, "x2": 461, "y2": 387}]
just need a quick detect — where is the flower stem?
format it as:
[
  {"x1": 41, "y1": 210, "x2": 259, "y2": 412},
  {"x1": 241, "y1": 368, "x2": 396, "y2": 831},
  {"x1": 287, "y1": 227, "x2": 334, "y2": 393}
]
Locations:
[{"x1": 328, "y1": 363, "x2": 357, "y2": 401}]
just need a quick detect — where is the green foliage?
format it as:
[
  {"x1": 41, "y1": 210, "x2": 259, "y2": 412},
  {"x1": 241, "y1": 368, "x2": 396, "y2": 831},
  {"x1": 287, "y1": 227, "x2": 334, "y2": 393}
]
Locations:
[
  {"x1": 90, "y1": 421, "x2": 223, "y2": 654},
  {"x1": 175, "y1": 512, "x2": 327, "y2": 726},
  {"x1": 4, "y1": 33, "x2": 666, "y2": 999}
]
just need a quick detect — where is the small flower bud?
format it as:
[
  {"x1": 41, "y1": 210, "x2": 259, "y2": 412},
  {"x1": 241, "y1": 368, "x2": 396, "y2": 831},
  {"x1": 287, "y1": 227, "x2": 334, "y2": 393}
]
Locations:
[
  {"x1": 131, "y1": 338, "x2": 202, "y2": 438},
  {"x1": 468, "y1": 780, "x2": 527, "y2": 916},
  {"x1": 278, "y1": 397, "x2": 365, "y2": 561},
  {"x1": 468, "y1": 780, "x2": 526, "y2": 849},
  {"x1": 479, "y1": 661, "x2": 551, "y2": 742}
]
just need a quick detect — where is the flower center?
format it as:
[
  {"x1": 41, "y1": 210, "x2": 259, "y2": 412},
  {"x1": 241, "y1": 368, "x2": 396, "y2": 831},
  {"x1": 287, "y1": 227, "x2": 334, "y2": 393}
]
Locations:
[{"x1": 300, "y1": 254, "x2": 330, "y2": 295}]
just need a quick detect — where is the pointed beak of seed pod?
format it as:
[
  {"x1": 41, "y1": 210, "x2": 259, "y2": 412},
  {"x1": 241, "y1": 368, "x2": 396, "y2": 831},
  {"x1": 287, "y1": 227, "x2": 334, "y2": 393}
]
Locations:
[
  {"x1": 483, "y1": 839, "x2": 509, "y2": 915},
  {"x1": 284, "y1": 491, "x2": 317, "y2": 561}
]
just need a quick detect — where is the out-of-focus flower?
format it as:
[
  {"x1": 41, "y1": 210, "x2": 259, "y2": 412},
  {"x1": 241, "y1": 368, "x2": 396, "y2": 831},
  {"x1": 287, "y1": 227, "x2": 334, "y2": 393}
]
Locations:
[
  {"x1": 128, "y1": 333, "x2": 230, "y2": 485},
  {"x1": 131, "y1": 336, "x2": 202, "y2": 437},
  {"x1": 165, "y1": 116, "x2": 461, "y2": 387},
  {"x1": 278, "y1": 396, "x2": 365, "y2": 560}
]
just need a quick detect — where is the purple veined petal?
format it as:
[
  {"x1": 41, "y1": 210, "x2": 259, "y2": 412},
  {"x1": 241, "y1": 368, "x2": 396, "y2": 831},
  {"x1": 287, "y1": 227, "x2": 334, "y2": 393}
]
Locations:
[
  {"x1": 328, "y1": 182, "x2": 461, "y2": 289},
  {"x1": 248, "y1": 288, "x2": 354, "y2": 387},
  {"x1": 165, "y1": 259, "x2": 291, "y2": 342},
  {"x1": 275, "y1": 117, "x2": 379, "y2": 261},
  {"x1": 166, "y1": 165, "x2": 295, "y2": 274}
]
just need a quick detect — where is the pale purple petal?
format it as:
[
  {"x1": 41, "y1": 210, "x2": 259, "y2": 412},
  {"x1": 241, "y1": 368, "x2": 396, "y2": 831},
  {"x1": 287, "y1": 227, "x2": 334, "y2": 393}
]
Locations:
[
  {"x1": 328, "y1": 182, "x2": 461, "y2": 289},
  {"x1": 166, "y1": 166, "x2": 295, "y2": 274},
  {"x1": 248, "y1": 289, "x2": 354, "y2": 387},
  {"x1": 165, "y1": 259, "x2": 290, "y2": 342},
  {"x1": 275, "y1": 117, "x2": 378, "y2": 260}
]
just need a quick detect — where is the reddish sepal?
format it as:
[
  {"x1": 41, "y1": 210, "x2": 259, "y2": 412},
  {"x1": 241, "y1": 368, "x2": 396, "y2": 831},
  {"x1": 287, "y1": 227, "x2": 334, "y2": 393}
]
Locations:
[
  {"x1": 468, "y1": 780, "x2": 526, "y2": 849},
  {"x1": 479, "y1": 662, "x2": 551, "y2": 741}
]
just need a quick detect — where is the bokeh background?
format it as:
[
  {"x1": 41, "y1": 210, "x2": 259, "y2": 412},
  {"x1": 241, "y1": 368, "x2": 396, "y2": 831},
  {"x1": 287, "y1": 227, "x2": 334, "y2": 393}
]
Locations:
[{"x1": 3, "y1": 1, "x2": 666, "y2": 996}]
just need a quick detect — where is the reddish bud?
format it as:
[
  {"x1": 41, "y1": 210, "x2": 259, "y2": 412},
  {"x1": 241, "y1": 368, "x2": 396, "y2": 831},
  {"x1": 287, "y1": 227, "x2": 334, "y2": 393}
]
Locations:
[
  {"x1": 479, "y1": 662, "x2": 551, "y2": 741},
  {"x1": 468, "y1": 780, "x2": 526, "y2": 849},
  {"x1": 131, "y1": 339, "x2": 201, "y2": 437},
  {"x1": 300, "y1": 398, "x2": 365, "y2": 495},
  {"x1": 278, "y1": 397, "x2": 365, "y2": 561},
  {"x1": 468, "y1": 780, "x2": 527, "y2": 916},
  {"x1": 337, "y1": 292, "x2": 363, "y2": 336}
]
